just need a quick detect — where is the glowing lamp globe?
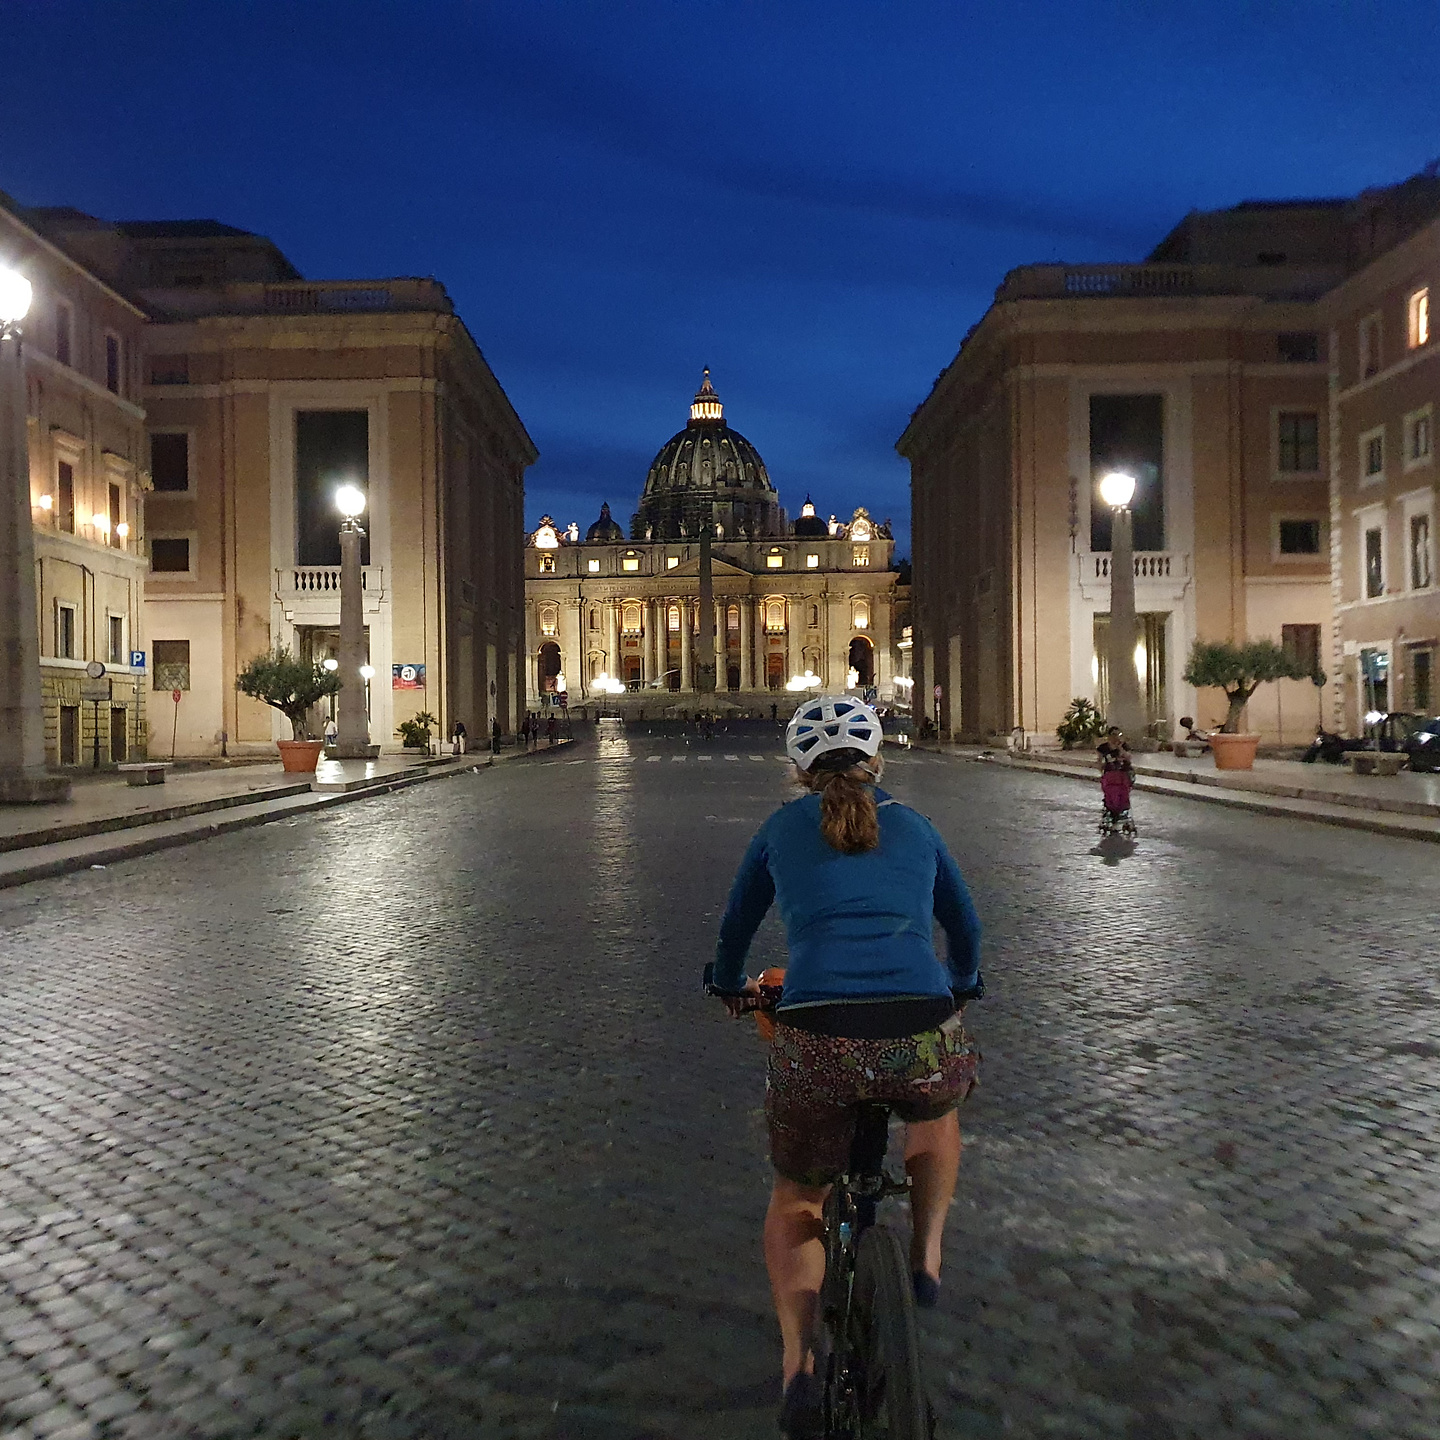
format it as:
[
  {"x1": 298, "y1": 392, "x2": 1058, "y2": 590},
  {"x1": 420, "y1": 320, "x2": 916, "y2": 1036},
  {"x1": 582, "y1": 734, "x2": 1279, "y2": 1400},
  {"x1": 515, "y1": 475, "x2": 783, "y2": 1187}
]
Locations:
[
  {"x1": 335, "y1": 484, "x2": 367, "y2": 518},
  {"x1": 0, "y1": 267, "x2": 33, "y2": 325},
  {"x1": 323, "y1": 658, "x2": 339, "y2": 672},
  {"x1": 359, "y1": 664, "x2": 375, "y2": 681},
  {"x1": 1099, "y1": 471, "x2": 1136, "y2": 509}
]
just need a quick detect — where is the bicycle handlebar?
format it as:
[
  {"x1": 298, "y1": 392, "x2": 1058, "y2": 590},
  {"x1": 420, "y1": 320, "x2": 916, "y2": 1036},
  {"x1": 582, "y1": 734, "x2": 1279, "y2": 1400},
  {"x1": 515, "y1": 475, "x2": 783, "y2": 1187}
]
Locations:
[{"x1": 704, "y1": 962, "x2": 983, "y2": 1010}]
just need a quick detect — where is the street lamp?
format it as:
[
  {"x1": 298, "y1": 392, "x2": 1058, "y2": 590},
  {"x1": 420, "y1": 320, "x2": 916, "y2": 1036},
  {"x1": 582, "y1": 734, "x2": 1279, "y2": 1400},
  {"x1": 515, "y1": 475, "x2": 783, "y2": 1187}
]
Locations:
[
  {"x1": 1099, "y1": 470, "x2": 1148, "y2": 746},
  {"x1": 331, "y1": 483, "x2": 377, "y2": 758},
  {"x1": 0, "y1": 264, "x2": 69, "y2": 802}
]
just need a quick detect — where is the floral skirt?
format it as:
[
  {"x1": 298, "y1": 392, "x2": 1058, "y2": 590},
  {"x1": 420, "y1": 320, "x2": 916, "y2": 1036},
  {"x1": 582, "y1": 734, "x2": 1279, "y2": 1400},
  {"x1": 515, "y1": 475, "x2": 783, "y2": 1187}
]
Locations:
[{"x1": 764, "y1": 1018, "x2": 979, "y2": 1186}]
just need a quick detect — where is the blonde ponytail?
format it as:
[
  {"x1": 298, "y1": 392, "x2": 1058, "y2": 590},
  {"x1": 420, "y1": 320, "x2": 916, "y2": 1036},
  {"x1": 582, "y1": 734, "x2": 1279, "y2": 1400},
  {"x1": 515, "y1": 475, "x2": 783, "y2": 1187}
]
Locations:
[{"x1": 798, "y1": 756, "x2": 883, "y2": 854}]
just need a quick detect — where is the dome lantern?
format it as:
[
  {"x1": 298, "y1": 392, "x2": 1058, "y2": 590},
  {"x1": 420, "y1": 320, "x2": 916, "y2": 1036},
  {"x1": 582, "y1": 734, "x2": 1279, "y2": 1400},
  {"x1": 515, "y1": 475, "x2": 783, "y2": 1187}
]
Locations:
[{"x1": 690, "y1": 367, "x2": 724, "y2": 423}]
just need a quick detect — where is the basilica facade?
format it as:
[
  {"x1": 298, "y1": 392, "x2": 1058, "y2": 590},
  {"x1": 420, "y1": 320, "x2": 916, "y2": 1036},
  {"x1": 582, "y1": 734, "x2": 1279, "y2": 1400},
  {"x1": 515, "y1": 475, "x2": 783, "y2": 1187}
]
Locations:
[{"x1": 525, "y1": 373, "x2": 899, "y2": 708}]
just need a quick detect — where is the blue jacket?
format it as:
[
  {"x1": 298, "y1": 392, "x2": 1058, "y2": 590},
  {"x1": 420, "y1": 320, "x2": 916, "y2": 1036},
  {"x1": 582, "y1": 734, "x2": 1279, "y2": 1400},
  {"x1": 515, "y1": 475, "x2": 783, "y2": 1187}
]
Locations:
[{"x1": 713, "y1": 788, "x2": 982, "y2": 1008}]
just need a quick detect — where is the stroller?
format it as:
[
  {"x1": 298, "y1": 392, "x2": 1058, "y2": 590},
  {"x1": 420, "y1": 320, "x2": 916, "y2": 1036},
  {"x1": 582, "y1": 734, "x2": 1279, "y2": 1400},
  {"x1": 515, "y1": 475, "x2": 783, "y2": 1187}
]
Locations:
[{"x1": 1099, "y1": 762, "x2": 1138, "y2": 838}]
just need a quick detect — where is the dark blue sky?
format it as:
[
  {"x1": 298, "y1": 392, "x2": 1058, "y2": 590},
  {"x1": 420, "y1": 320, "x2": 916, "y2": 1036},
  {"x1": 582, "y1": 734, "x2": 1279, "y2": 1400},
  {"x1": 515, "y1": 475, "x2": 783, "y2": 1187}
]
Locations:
[{"x1": 5, "y1": 1, "x2": 1438, "y2": 555}]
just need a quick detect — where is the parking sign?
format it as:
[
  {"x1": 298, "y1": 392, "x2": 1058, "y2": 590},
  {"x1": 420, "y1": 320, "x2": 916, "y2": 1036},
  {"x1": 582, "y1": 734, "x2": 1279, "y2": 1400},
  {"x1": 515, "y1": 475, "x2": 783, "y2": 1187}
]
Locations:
[{"x1": 130, "y1": 650, "x2": 146, "y2": 669}]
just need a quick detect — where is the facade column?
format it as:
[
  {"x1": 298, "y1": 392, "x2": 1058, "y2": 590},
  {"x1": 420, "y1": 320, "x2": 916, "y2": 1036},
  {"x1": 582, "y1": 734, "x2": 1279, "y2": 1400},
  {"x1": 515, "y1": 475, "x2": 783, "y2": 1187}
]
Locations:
[
  {"x1": 755, "y1": 596, "x2": 770, "y2": 693},
  {"x1": 679, "y1": 597, "x2": 694, "y2": 691},
  {"x1": 651, "y1": 598, "x2": 665, "y2": 687},
  {"x1": 786, "y1": 594, "x2": 803, "y2": 682},
  {"x1": 606, "y1": 600, "x2": 620, "y2": 682},
  {"x1": 739, "y1": 597, "x2": 753, "y2": 690}
]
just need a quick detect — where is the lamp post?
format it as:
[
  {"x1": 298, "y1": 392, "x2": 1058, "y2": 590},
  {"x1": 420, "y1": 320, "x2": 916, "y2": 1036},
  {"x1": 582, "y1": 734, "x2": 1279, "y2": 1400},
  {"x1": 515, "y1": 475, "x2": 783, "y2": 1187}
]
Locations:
[
  {"x1": 0, "y1": 265, "x2": 69, "y2": 802},
  {"x1": 1100, "y1": 471, "x2": 1148, "y2": 747},
  {"x1": 331, "y1": 484, "x2": 378, "y2": 758}
]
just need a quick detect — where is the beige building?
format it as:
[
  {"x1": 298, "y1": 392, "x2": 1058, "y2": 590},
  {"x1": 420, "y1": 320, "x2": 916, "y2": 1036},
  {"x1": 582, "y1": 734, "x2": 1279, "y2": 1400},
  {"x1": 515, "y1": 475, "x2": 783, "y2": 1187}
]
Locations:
[
  {"x1": 34, "y1": 210, "x2": 536, "y2": 755},
  {"x1": 1324, "y1": 176, "x2": 1440, "y2": 729},
  {"x1": 2, "y1": 194, "x2": 150, "y2": 768},
  {"x1": 900, "y1": 200, "x2": 1345, "y2": 744},
  {"x1": 525, "y1": 374, "x2": 900, "y2": 710}
]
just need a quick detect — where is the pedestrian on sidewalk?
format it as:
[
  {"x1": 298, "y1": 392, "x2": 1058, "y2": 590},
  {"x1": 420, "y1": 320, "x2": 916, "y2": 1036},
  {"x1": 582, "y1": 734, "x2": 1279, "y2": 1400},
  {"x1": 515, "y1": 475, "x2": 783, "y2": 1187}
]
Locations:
[
  {"x1": 323, "y1": 715, "x2": 338, "y2": 749},
  {"x1": 452, "y1": 720, "x2": 467, "y2": 755},
  {"x1": 546, "y1": 713, "x2": 559, "y2": 746},
  {"x1": 491, "y1": 716, "x2": 502, "y2": 756}
]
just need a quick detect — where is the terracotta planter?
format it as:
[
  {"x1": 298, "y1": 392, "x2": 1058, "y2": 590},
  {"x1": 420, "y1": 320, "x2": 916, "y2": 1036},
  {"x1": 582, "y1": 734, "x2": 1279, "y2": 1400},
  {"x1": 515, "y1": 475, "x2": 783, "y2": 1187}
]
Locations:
[
  {"x1": 277, "y1": 739, "x2": 325, "y2": 773},
  {"x1": 1210, "y1": 732, "x2": 1260, "y2": 771}
]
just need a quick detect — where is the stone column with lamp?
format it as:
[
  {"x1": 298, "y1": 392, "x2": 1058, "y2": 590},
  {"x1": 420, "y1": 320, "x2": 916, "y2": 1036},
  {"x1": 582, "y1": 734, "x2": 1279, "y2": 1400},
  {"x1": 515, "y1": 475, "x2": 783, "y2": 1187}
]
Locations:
[
  {"x1": 1101, "y1": 471, "x2": 1149, "y2": 748},
  {"x1": 0, "y1": 266, "x2": 69, "y2": 803},
  {"x1": 332, "y1": 483, "x2": 380, "y2": 758}
]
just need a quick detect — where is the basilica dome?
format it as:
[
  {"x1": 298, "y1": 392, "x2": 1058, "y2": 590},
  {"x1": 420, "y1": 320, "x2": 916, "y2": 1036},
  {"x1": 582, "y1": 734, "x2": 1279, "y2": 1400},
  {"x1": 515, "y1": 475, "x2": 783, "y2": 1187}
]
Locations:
[
  {"x1": 585, "y1": 502, "x2": 625, "y2": 543},
  {"x1": 632, "y1": 371, "x2": 782, "y2": 540}
]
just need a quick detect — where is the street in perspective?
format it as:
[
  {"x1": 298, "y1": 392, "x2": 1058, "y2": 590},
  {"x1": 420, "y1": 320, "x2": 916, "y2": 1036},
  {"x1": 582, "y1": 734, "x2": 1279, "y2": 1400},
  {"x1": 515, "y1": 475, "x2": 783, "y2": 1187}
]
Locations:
[{"x1": 5, "y1": 6, "x2": 1440, "y2": 1439}]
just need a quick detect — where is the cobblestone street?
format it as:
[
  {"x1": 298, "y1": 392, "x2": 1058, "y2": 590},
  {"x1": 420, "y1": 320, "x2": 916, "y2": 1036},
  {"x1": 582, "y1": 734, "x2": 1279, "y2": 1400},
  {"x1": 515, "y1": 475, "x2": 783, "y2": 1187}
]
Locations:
[{"x1": 1, "y1": 724, "x2": 1438, "y2": 1439}]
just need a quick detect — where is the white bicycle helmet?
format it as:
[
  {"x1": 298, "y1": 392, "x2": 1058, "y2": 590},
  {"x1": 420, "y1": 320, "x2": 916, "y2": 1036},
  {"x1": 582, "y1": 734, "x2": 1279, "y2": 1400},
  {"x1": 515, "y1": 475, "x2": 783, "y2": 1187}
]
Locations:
[{"x1": 785, "y1": 695, "x2": 883, "y2": 770}]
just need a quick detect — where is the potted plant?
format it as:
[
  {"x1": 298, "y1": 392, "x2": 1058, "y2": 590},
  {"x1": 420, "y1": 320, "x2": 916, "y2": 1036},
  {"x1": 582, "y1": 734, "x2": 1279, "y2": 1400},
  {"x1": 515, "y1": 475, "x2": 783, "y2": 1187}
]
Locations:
[
  {"x1": 396, "y1": 710, "x2": 438, "y2": 753},
  {"x1": 1056, "y1": 697, "x2": 1107, "y2": 751},
  {"x1": 1182, "y1": 640, "x2": 1315, "y2": 770},
  {"x1": 235, "y1": 648, "x2": 342, "y2": 773}
]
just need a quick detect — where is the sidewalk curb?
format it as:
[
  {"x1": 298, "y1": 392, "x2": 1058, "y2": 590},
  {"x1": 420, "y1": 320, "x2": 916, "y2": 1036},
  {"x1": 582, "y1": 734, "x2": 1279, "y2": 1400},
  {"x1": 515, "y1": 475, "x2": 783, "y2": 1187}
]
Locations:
[
  {"x1": 987, "y1": 754, "x2": 1440, "y2": 844},
  {"x1": 0, "y1": 756, "x2": 493, "y2": 891}
]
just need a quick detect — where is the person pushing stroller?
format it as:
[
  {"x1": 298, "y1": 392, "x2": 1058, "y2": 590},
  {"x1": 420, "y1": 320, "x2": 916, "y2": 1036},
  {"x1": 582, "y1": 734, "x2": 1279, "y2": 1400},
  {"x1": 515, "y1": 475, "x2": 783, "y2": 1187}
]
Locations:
[{"x1": 1096, "y1": 726, "x2": 1137, "y2": 837}]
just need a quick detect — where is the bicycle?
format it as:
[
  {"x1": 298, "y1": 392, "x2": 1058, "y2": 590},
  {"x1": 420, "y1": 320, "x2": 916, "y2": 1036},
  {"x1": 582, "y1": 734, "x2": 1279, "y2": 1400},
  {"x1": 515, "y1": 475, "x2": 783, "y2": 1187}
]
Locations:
[{"x1": 704, "y1": 964, "x2": 936, "y2": 1440}]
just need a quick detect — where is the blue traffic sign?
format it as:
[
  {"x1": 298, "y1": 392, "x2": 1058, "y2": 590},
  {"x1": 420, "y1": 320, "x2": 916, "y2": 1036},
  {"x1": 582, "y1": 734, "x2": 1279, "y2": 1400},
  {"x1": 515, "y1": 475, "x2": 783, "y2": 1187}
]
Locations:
[{"x1": 130, "y1": 650, "x2": 146, "y2": 669}]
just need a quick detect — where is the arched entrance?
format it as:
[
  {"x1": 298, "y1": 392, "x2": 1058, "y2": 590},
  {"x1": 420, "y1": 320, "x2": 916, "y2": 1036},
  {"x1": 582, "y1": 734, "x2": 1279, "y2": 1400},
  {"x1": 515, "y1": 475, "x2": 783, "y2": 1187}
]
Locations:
[
  {"x1": 847, "y1": 635, "x2": 875, "y2": 687},
  {"x1": 538, "y1": 641, "x2": 562, "y2": 692}
]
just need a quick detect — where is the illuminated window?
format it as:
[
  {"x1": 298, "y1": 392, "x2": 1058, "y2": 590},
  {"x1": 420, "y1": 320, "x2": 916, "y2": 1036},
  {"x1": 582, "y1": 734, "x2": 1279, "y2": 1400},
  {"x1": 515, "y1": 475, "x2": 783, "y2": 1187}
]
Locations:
[
  {"x1": 852, "y1": 545, "x2": 870, "y2": 567},
  {"x1": 668, "y1": 604, "x2": 681, "y2": 632},
  {"x1": 666, "y1": 555, "x2": 679, "y2": 570},
  {"x1": 806, "y1": 553, "x2": 819, "y2": 568},
  {"x1": 765, "y1": 598, "x2": 786, "y2": 633},
  {"x1": 1409, "y1": 288, "x2": 1430, "y2": 349},
  {"x1": 539, "y1": 553, "x2": 555, "y2": 572},
  {"x1": 622, "y1": 602, "x2": 643, "y2": 634},
  {"x1": 539, "y1": 605, "x2": 558, "y2": 636},
  {"x1": 766, "y1": 551, "x2": 784, "y2": 569},
  {"x1": 587, "y1": 558, "x2": 600, "y2": 573},
  {"x1": 622, "y1": 553, "x2": 641, "y2": 572},
  {"x1": 852, "y1": 599, "x2": 870, "y2": 630},
  {"x1": 727, "y1": 604, "x2": 740, "y2": 632}
]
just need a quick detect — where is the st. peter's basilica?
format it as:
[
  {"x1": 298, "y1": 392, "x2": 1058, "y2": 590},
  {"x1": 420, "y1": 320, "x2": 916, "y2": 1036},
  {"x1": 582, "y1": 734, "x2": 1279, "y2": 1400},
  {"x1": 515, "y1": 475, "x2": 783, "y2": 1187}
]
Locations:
[{"x1": 524, "y1": 372, "x2": 903, "y2": 710}]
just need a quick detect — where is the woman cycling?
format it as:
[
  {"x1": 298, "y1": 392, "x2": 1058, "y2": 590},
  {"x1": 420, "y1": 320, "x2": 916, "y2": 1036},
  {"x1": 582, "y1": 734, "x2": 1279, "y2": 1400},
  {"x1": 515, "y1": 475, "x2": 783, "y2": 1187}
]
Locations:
[{"x1": 709, "y1": 696, "x2": 982, "y2": 1437}]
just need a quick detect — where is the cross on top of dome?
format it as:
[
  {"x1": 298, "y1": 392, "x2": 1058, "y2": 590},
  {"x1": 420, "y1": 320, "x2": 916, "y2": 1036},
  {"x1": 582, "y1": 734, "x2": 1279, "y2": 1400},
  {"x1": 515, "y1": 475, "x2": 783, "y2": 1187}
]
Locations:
[{"x1": 689, "y1": 368, "x2": 723, "y2": 423}]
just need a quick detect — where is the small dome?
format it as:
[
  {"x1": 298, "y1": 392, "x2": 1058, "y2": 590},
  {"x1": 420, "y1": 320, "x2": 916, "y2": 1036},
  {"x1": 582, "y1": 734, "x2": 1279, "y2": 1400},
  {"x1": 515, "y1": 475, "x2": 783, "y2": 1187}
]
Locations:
[
  {"x1": 586, "y1": 502, "x2": 625, "y2": 544},
  {"x1": 793, "y1": 495, "x2": 828, "y2": 537}
]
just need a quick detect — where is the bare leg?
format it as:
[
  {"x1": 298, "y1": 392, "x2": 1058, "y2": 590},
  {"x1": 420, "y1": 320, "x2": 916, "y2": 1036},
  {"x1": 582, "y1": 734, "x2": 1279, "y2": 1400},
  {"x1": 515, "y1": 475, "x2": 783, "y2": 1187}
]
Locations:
[
  {"x1": 904, "y1": 1111, "x2": 961, "y2": 1280},
  {"x1": 763, "y1": 1177, "x2": 830, "y2": 1387}
]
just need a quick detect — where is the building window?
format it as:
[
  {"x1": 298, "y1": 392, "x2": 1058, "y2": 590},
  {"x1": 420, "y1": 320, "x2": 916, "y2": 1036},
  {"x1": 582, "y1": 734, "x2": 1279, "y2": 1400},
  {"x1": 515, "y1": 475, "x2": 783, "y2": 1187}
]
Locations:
[
  {"x1": 539, "y1": 553, "x2": 555, "y2": 573},
  {"x1": 1411, "y1": 513, "x2": 1433, "y2": 590},
  {"x1": 621, "y1": 603, "x2": 643, "y2": 634},
  {"x1": 1276, "y1": 412, "x2": 1320, "y2": 475},
  {"x1": 805, "y1": 553, "x2": 819, "y2": 568},
  {"x1": 621, "y1": 553, "x2": 641, "y2": 573},
  {"x1": 1409, "y1": 288, "x2": 1430, "y2": 349},
  {"x1": 589, "y1": 608, "x2": 598, "y2": 631},
  {"x1": 1360, "y1": 428, "x2": 1385, "y2": 483},
  {"x1": 105, "y1": 334, "x2": 122, "y2": 395},
  {"x1": 1277, "y1": 332, "x2": 1320, "y2": 363},
  {"x1": 148, "y1": 354, "x2": 189, "y2": 385},
  {"x1": 149, "y1": 433, "x2": 190, "y2": 492},
  {"x1": 150, "y1": 537, "x2": 191, "y2": 574},
  {"x1": 1364, "y1": 524, "x2": 1385, "y2": 598},
  {"x1": 852, "y1": 599, "x2": 870, "y2": 629},
  {"x1": 668, "y1": 604, "x2": 681, "y2": 632},
  {"x1": 765, "y1": 598, "x2": 786, "y2": 633},
  {"x1": 766, "y1": 551, "x2": 784, "y2": 569},
  {"x1": 1405, "y1": 408, "x2": 1433, "y2": 467},
  {"x1": 539, "y1": 605, "x2": 558, "y2": 637},
  {"x1": 666, "y1": 555, "x2": 679, "y2": 570},
  {"x1": 55, "y1": 603, "x2": 76, "y2": 660},
  {"x1": 1278, "y1": 519, "x2": 1322, "y2": 555},
  {"x1": 57, "y1": 460, "x2": 75, "y2": 534},
  {"x1": 587, "y1": 558, "x2": 600, "y2": 573},
  {"x1": 1413, "y1": 647, "x2": 1434, "y2": 712},
  {"x1": 852, "y1": 546, "x2": 870, "y2": 567},
  {"x1": 152, "y1": 640, "x2": 190, "y2": 691},
  {"x1": 727, "y1": 605, "x2": 740, "y2": 633},
  {"x1": 108, "y1": 614, "x2": 125, "y2": 665},
  {"x1": 1360, "y1": 314, "x2": 1382, "y2": 378},
  {"x1": 1281, "y1": 623, "x2": 1321, "y2": 677},
  {"x1": 108, "y1": 482, "x2": 122, "y2": 549},
  {"x1": 54, "y1": 301, "x2": 73, "y2": 367}
]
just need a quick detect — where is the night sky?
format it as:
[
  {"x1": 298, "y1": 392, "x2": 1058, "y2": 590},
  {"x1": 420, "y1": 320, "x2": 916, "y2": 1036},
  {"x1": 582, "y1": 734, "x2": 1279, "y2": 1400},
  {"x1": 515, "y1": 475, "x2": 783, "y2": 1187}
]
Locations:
[{"x1": 4, "y1": 2, "x2": 1438, "y2": 556}]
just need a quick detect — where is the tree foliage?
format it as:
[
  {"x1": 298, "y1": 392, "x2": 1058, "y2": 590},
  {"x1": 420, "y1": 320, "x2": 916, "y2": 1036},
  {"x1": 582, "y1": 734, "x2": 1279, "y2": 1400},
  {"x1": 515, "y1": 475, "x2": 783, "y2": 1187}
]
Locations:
[
  {"x1": 1182, "y1": 640, "x2": 1315, "y2": 732},
  {"x1": 1056, "y1": 696, "x2": 1107, "y2": 749},
  {"x1": 235, "y1": 648, "x2": 341, "y2": 739}
]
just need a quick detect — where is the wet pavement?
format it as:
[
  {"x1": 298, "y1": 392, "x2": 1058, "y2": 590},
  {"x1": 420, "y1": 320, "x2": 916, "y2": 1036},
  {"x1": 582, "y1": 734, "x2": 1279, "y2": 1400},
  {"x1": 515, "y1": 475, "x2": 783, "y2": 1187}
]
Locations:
[{"x1": 0, "y1": 721, "x2": 1437, "y2": 1438}]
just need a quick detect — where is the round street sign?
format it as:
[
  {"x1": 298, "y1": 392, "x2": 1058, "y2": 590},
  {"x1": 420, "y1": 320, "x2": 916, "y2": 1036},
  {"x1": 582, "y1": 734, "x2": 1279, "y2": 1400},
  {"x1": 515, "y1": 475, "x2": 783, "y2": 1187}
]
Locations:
[
  {"x1": 933, "y1": 684, "x2": 942, "y2": 700},
  {"x1": 86, "y1": 660, "x2": 106, "y2": 680},
  {"x1": 172, "y1": 689, "x2": 182, "y2": 704}
]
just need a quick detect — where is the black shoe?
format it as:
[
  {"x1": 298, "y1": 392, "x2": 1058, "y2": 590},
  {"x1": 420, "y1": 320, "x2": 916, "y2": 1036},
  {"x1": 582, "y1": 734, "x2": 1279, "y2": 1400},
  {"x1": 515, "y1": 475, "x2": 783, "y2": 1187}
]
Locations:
[
  {"x1": 778, "y1": 1372, "x2": 824, "y2": 1439},
  {"x1": 913, "y1": 1271, "x2": 941, "y2": 1309}
]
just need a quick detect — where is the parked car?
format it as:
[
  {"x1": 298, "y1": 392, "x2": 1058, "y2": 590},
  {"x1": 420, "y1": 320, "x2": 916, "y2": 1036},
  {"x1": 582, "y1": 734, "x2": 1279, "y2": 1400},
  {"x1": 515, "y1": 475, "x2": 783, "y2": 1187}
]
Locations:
[{"x1": 1401, "y1": 716, "x2": 1440, "y2": 772}]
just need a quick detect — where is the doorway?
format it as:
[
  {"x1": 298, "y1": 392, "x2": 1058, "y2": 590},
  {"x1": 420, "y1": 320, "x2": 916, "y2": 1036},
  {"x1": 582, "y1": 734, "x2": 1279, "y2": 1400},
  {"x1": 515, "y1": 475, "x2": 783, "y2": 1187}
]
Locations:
[
  {"x1": 1093, "y1": 611, "x2": 1169, "y2": 725},
  {"x1": 60, "y1": 706, "x2": 80, "y2": 765},
  {"x1": 848, "y1": 635, "x2": 875, "y2": 687},
  {"x1": 538, "y1": 641, "x2": 562, "y2": 692},
  {"x1": 1359, "y1": 647, "x2": 1389, "y2": 717},
  {"x1": 766, "y1": 652, "x2": 785, "y2": 689},
  {"x1": 110, "y1": 706, "x2": 128, "y2": 764}
]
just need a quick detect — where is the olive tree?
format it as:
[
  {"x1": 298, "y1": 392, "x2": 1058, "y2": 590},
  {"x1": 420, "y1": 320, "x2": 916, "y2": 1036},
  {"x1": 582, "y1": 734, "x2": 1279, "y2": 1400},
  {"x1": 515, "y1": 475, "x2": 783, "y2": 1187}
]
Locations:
[
  {"x1": 235, "y1": 649, "x2": 341, "y2": 740},
  {"x1": 1182, "y1": 640, "x2": 1315, "y2": 733}
]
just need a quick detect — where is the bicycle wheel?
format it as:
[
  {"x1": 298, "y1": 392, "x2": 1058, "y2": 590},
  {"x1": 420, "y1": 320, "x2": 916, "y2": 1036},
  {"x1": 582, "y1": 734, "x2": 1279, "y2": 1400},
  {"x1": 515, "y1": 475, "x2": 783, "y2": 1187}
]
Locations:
[{"x1": 847, "y1": 1225, "x2": 931, "y2": 1439}]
